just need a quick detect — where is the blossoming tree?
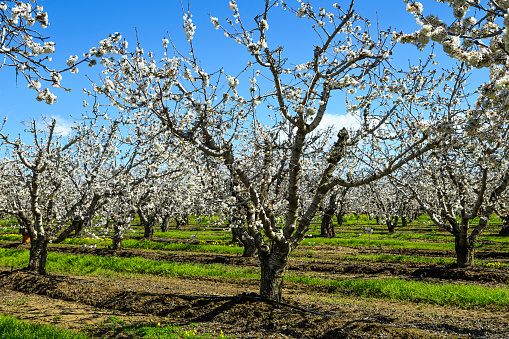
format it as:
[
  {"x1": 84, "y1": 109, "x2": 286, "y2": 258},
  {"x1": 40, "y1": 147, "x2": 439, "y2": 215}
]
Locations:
[{"x1": 86, "y1": 0, "x2": 463, "y2": 300}]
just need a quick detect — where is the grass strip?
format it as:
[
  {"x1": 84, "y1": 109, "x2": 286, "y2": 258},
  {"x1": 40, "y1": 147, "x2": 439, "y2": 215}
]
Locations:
[
  {"x1": 287, "y1": 276, "x2": 509, "y2": 309},
  {"x1": 1, "y1": 248, "x2": 508, "y2": 309},
  {"x1": 0, "y1": 248, "x2": 257, "y2": 279},
  {"x1": 0, "y1": 314, "x2": 88, "y2": 339},
  {"x1": 301, "y1": 237, "x2": 457, "y2": 250}
]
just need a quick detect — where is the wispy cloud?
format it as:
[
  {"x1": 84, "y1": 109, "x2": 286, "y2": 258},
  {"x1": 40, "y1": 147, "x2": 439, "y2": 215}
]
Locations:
[
  {"x1": 51, "y1": 115, "x2": 74, "y2": 136},
  {"x1": 318, "y1": 113, "x2": 360, "y2": 132}
]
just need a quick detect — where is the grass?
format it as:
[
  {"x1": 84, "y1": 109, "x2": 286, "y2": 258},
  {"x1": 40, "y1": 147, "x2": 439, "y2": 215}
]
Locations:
[
  {"x1": 0, "y1": 314, "x2": 88, "y2": 339},
  {"x1": 301, "y1": 236, "x2": 457, "y2": 251},
  {"x1": 0, "y1": 248, "x2": 257, "y2": 279},
  {"x1": 1, "y1": 247, "x2": 508, "y2": 309},
  {"x1": 287, "y1": 276, "x2": 509, "y2": 309},
  {"x1": 90, "y1": 316, "x2": 231, "y2": 339}
]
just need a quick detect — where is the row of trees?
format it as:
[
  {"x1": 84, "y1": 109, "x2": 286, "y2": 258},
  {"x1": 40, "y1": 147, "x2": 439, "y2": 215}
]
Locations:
[{"x1": 1, "y1": 0, "x2": 509, "y2": 300}]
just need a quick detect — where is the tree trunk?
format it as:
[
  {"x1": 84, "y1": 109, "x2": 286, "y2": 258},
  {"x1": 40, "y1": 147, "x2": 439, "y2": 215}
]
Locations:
[
  {"x1": 161, "y1": 214, "x2": 171, "y2": 233},
  {"x1": 73, "y1": 219, "x2": 85, "y2": 236},
  {"x1": 143, "y1": 216, "x2": 155, "y2": 239},
  {"x1": 239, "y1": 227, "x2": 256, "y2": 257},
  {"x1": 401, "y1": 216, "x2": 408, "y2": 228},
  {"x1": 387, "y1": 216, "x2": 398, "y2": 234},
  {"x1": 454, "y1": 234, "x2": 475, "y2": 268},
  {"x1": 336, "y1": 212, "x2": 344, "y2": 228},
  {"x1": 320, "y1": 211, "x2": 335, "y2": 238},
  {"x1": 112, "y1": 224, "x2": 123, "y2": 250},
  {"x1": 28, "y1": 237, "x2": 49, "y2": 275},
  {"x1": 499, "y1": 216, "x2": 509, "y2": 236},
  {"x1": 259, "y1": 243, "x2": 291, "y2": 300},
  {"x1": 175, "y1": 215, "x2": 188, "y2": 230},
  {"x1": 231, "y1": 227, "x2": 241, "y2": 244}
]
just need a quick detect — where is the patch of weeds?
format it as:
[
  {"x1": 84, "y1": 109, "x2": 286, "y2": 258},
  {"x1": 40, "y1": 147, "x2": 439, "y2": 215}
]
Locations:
[
  {"x1": 122, "y1": 322, "x2": 233, "y2": 339},
  {"x1": 5, "y1": 296, "x2": 30, "y2": 307}
]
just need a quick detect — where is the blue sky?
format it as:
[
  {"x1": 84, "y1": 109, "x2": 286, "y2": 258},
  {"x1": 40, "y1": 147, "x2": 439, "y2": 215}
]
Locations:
[{"x1": 0, "y1": 0, "x2": 474, "y2": 136}]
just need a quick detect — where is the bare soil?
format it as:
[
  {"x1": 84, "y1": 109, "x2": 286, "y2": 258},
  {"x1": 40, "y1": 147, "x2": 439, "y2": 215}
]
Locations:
[{"x1": 0, "y1": 242, "x2": 509, "y2": 338}]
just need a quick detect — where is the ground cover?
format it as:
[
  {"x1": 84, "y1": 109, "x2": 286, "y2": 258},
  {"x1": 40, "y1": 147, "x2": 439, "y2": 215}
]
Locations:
[{"x1": 1, "y1": 216, "x2": 508, "y2": 338}]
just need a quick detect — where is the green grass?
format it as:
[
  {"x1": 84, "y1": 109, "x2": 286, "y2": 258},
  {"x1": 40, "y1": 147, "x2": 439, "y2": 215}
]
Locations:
[
  {"x1": 120, "y1": 239, "x2": 242, "y2": 255},
  {"x1": 89, "y1": 316, "x2": 231, "y2": 339},
  {"x1": 0, "y1": 314, "x2": 88, "y2": 339},
  {"x1": 287, "y1": 276, "x2": 509, "y2": 309},
  {"x1": 0, "y1": 248, "x2": 257, "y2": 279},
  {"x1": 127, "y1": 324, "x2": 230, "y2": 338},
  {"x1": 1, "y1": 247, "x2": 508, "y2": 309},
  {"x1": 301, "y1": 236, "x2": 457, "y2": 251}
]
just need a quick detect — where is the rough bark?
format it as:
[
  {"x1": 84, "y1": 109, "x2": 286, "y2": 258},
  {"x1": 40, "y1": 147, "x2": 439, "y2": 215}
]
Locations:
[
  {"x1": 239, "y1": 227, "x2": 257, "y2": 257},
  {"x1": 28, "y1": 237, "x2": 48, "y2": 275},
  {"x1": 259, "y1": 242, "x2": 291, "y2": 300},
  {"x1": 499, "y1": 215, "x2": 509, "y2": 236},
  {"x1": 161, "y1": 214, "x2": 171, "y2": 233},
  {"x1": 73, "y1": 219, "x2": 85, "y2": 236},
  {"x1": 320, "y1": 212, "x2": 335, "y2": 238},
  {"x1": 454, "y1": 234, "x2": 475, "y2": 268},
  {"x1": 336, "y1": 212, "x2": 345, "y2": 228},
  {"x1": 231, "y1": 226, "x2": 242, "y2": 245},
  {"x1": 175, "y1": 214, "x2": 188, "y2": 230},
  {"x1": 112, "y1": 223, "x2": 123, "y2": 250},
  {"x1": 138, "y1": 208, "x2": 158, "y2": 239},
  {"x1": 387, "y1": 216, "x2": 398, "y2": 234},
  {"x1": 143, "y1": 218, "x2": 155, "y2": 239},
  {"x1": 320, "y1": 192, "x2": 337, "y2": 238}
]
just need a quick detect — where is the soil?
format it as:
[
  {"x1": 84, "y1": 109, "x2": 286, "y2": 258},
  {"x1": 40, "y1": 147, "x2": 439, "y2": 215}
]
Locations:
[{"x1": 1, "y1": 242, "x2": 509, "y2": 338}]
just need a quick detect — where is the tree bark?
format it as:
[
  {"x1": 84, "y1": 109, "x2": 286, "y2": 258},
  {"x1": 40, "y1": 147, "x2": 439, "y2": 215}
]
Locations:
[
  {"x1": 28, "y1": 237, "x2": 48, "y2": 275},
  {"x1": 161, "y1": 214, "x2": 171, "y2": 233},
  {"x1": 336, "y1": 212, "x2": 345, "y2": 228},
  {"x1": 143, "y1": 216, "x2": 155, "y2": 239},
  {"x1": 239, "y1": 227, "x2": 256, "y2": 257},
  {"x1": 73, "y1": 219, "x2": 85, "y2": 236},
  {"x1": 401, "y1": 216, "x2": 408, "y2": 228},
  {"x1": 387, "y1": 216, "x2": 398, "y2": 234},
  {"x1": 320, "y1": 192, "x2": 337, "y2": 238},
  {"x1": 320, "y1": 212, "x2": 335, "y2": 238},
  {"x1": 175, "y1": 214, "x2": 188, "y2": 230},
  {"x1": 454, "y1": 234, "x2": 475, "y2": 268},
  {"x1": 259, "y1": 242, "x2": 291, "y2": 300},
  {"x1": 231, "y1": 226, "x2": 241, "y2": 244},
  {"x1": 112, "y1": 223, "x2": 123, "y2": 250},
  {"x1": 499, "y1": 215, "x2": 509, "y2": 236}
]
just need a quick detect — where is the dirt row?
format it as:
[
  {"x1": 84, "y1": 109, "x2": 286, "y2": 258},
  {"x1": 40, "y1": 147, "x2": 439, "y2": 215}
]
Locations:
[
  {"x1": 2, "y1": 241, "x2": 509, "y2": 338},
  {"x1": 1, "y1": 269, "x2": 509, "y2": 338}
]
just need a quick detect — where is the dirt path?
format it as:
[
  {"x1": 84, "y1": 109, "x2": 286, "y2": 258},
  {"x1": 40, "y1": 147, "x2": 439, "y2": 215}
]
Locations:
[{"x1": 1, "y1": 269, "x2": 508, "y2": 338}]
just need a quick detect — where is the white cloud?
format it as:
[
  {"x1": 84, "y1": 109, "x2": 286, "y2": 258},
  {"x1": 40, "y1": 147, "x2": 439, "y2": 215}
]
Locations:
[
  {"x1": 51, "y1": 115, "x2": 74, "y2": 136},
  {"x1": 318, "y1": 113, "x2": 360, "y2": 132}
]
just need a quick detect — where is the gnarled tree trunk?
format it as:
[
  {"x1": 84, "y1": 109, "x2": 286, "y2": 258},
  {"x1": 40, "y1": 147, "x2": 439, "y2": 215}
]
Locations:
[
  {"x1": 454, "y1": 235, "x2": 475, "y2": 268},
  {"x1": 320, "y1": 212, "x2": 335, "y2": 238},
  {"x1": 175, "y1": 214, "x2": 188, "y2": 230},
  {"x1": 387, "y1": 216, "x2": 398, "y2": 234},
  {"x1": 499, "y1": 215, "x2": 509, "y2": 236},
  {"x1": 320, "y1": 192, "x2": 337, "y2": 238},
  {"x1": 28, "y1": 237, "x2": 49, "y2": 275},
  {"x1": 259, "y1": 242, "x2": 291, "y2": 300},
  {"x1": 161, "y1": 214, "x2": 171, "y2": 233},
  {"x1": 112, "y1": 222, "x2": 124, "y2": 250}
]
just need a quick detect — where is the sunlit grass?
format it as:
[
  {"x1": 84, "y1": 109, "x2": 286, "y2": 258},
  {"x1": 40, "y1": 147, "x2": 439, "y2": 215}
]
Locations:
[
  {"x1": 287, "y1": 276, "x2": 509, "y2": 309},
  {"x1": 0, "y1": 314, "x2": 88, "y2": 339},
  {"x1": 1, "y1": 247, "x2": 508, "y2": 309}
]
